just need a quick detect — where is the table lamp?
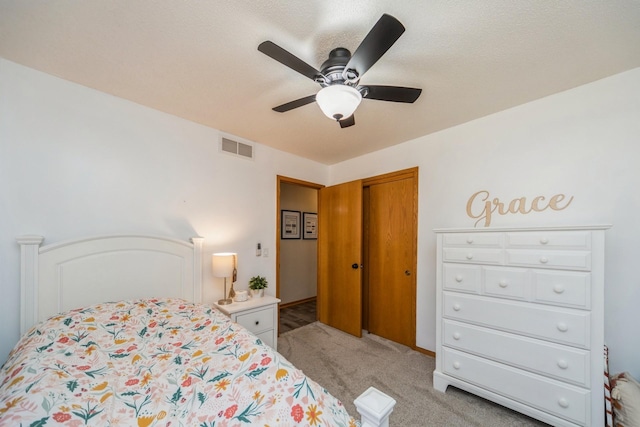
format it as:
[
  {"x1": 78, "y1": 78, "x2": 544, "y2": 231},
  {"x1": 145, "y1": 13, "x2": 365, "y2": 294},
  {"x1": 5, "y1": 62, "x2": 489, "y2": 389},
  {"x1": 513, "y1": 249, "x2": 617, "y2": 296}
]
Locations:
[{"x1": 212, "y1": 252, "x2": 235, "y2": 305}]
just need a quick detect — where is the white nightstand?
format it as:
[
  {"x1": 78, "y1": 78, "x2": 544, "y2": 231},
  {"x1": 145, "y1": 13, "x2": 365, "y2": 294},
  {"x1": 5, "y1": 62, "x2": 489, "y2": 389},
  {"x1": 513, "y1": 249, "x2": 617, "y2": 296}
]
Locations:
[{"x1": 214, "y1": 295, "x2": 281, "y2": 350}]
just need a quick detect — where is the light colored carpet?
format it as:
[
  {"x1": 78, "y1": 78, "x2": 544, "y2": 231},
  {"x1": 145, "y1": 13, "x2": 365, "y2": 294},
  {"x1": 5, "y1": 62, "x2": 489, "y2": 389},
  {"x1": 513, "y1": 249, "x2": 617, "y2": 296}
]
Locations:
[{"x1": 278, "y1": 321, "x2": 549, "y2": 426}]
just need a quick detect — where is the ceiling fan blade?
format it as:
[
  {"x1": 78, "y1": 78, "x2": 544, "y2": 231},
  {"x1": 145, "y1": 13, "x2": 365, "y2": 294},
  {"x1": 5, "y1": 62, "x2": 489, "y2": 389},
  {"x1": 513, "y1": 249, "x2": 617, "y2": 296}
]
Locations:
[
  {"x1": 258, "y1": 41, "x2": 321, "y2": 81},
  {"x1": 273, "y1": 94, "x2": 317, "y2": 113},
  {"x1": 363, "y1": 85, "x2": 422, "y2": 103},
  {"x1": 339, "y1": 115, "x2": 355, "y2": 128},
  {"x1": 342, "y1": 14, "x2": 405, "y2": 80}
]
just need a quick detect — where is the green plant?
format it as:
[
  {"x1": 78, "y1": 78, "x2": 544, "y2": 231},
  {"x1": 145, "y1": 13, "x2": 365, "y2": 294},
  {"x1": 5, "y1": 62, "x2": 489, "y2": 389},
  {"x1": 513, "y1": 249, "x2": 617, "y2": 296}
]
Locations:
[{"x1": 248, "y1": 276, "x2": 268, "y2": 290}]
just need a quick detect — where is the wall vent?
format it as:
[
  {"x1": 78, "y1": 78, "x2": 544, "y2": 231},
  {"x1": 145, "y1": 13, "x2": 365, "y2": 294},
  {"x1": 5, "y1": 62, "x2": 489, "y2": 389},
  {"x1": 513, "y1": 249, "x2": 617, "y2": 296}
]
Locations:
[{"x1": 220, "y1": 137, "x2": 254, "y2": 160}]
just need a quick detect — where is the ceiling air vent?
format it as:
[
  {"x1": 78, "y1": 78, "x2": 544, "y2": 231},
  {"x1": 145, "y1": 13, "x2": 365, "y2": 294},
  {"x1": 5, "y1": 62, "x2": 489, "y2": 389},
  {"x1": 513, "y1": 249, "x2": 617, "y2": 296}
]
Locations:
[{"x1": 220, "y1": 137, "x2": 254, "y2": 160}]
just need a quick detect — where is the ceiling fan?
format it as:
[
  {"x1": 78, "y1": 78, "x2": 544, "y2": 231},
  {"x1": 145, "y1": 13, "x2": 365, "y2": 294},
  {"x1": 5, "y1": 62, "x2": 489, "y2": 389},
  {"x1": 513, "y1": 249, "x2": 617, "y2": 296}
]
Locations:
[{"x1": 258, "y1": 13, "x2": 422, "y2": 128}]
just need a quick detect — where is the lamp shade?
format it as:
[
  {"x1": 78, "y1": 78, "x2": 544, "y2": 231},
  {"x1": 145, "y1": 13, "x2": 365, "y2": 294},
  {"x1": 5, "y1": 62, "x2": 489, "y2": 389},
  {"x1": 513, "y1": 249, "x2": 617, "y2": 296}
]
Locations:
[
  {"x1": 316, "y1": 85, "x2": 362, "y2": 121},
  {"x1": 212, "y1": 253, "x2": 235, "y2": 278}
]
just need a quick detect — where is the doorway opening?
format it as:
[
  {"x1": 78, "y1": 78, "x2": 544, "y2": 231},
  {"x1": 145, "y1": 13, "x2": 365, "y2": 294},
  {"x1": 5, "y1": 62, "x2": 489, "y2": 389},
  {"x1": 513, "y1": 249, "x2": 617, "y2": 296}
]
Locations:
[{"x1": 276, "y1": 176, "x2": 323, "y2": 334}]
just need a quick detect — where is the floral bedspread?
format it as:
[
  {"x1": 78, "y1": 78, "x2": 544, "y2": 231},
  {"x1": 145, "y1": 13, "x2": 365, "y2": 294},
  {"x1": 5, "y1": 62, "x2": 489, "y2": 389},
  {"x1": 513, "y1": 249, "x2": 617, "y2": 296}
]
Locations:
[{"x1": 0, "y1": 298, "x2": 357, "y2": 426}]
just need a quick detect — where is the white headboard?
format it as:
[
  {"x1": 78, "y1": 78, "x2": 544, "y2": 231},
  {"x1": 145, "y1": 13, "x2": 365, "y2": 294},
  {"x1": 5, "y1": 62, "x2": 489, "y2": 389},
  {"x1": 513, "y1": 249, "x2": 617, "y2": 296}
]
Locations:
[{"x1": 16, "y1": 234, "x2": 204, "y2": 335}]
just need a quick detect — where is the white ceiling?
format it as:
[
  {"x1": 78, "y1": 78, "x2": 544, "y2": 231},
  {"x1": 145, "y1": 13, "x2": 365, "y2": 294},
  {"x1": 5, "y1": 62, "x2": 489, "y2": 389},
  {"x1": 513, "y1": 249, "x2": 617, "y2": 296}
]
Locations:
[{"x1": 1, "y1": 1, "x2": 639, "y2": 164}]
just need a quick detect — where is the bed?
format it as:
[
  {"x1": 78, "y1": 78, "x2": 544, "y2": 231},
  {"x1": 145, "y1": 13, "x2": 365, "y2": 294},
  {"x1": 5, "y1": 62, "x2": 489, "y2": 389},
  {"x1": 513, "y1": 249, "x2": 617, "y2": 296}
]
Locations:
[{"x1": 1, "y1": 234, "x2": 395, "y2": 427}]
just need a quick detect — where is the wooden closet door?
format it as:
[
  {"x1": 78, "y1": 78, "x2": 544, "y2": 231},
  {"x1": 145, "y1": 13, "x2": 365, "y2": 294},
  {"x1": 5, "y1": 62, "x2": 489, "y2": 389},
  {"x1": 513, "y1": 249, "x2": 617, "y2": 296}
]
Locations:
[
  {"x1": 317, "y1": 180, "x2": 363, "y2": 337},
  {"x1": 366, "y1": 171, "x2": 417, "y2": 348}
]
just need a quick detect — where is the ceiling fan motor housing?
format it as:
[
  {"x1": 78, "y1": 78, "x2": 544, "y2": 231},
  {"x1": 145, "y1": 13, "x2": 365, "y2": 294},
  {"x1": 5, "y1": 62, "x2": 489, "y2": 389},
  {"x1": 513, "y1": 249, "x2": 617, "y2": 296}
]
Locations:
[{"x1": 318, "y1": 48, "x2": 358, "y2": 87}]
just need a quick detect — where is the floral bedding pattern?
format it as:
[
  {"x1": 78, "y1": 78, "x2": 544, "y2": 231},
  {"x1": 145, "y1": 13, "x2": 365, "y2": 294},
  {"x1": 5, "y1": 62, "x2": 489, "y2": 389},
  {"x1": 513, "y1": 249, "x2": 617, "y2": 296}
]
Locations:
[{"x1": 0, "y1": 298, "x2": 357, "y2": 427}]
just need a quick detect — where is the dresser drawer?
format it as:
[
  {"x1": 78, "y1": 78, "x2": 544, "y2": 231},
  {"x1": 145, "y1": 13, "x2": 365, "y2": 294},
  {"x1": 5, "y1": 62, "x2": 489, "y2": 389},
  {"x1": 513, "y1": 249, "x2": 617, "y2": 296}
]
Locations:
[
  {"x1": 533, "y1": 271, "x2": 591, "y2": 309},
  {"x1": 506, "y1": 249, "x2": 591, "y2": 271},
  {"x1": 506, "y1": 231, "x2": 591, "y2": 249},
  {"x1": 443, "y1": 320, "x2": 590, "y2": 386},
  {"x1": 483, "y1": 267, "x2": 529, "y2": 300},
  {"x1": 443, "y1": 232, "x2": 502, "y2": 247},
  {"x1": 443, "y1": 293, "x2": 590, "y2": 348},
  {"x1": 235, "y1": 306, "x2": 274, "y2": 334},
  {"x1": 441, "y1": 348, "x2": 589, "y2": 425},
  {"x1": 443, "y1": 264, "x2": 481, "y2": 293},
  {"x1": 443, "y1": 248, "x2": 503, "y2": 265}
]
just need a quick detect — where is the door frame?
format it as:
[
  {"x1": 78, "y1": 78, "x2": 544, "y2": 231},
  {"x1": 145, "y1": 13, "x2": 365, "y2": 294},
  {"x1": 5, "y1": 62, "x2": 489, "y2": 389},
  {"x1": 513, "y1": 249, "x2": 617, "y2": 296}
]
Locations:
[{"x1": 276, "y1": 175, "x2": 324, "y2": 302}]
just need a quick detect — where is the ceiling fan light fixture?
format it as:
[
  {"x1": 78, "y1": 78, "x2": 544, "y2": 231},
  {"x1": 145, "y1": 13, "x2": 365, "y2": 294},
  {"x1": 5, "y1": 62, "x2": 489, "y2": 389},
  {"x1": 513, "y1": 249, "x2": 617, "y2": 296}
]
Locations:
[{"x1": 316, "y1": 85, "x2": 362, "y2": 121}]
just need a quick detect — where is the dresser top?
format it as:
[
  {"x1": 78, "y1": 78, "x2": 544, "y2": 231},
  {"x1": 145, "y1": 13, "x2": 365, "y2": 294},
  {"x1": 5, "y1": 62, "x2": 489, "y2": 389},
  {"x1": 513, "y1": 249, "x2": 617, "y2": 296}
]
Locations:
[{"x1": 434, "y1": 225, "x2": 611, "y2": 233}]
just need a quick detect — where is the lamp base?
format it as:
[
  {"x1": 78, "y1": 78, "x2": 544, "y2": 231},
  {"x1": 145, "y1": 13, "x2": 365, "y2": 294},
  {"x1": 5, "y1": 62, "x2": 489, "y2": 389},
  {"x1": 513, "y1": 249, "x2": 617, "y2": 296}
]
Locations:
[{"x1": 217, "y1": 298, "x2": 233, "y2": 305}]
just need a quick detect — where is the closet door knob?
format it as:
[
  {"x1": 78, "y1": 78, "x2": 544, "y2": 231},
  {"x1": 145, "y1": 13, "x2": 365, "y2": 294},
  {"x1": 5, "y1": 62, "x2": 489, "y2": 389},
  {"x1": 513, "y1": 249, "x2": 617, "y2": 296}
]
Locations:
[{"x1": 352, "y1": 263, "x2": 359, "y2": 269}]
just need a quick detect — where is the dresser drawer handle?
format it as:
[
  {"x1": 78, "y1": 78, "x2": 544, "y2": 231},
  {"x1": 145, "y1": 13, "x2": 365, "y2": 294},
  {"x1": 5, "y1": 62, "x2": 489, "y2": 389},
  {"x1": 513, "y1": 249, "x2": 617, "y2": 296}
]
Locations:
[
  {"x1": 453, "y1": 304, "x2": 461, "y2": 312},
  {"x1": 539, "y1": 256, "x2": 549, "y2": 264},
  {"x1": 558, "y1": 398, "x2": 569, "y2": 409},
  {"x1": 557, "y1": 360, "x2": 569, "y2": 370},
  {"x1": 453, "y1": 332, "x2": 461, "y2": 340},
  {"x1": 455, "y1": 275, "x2": 464, "y2": 282},
  {"x1": 498, "y1": 280, "x2": 508, "y2": 288},
  {"x1": 466, "y1": 237, "x2": 474, "y2": 244},
  {"x1": 553, "y1": 284, "x2": 565, "y2": 294},
  {"x1": 255, "y1": 321, "x2": 260, "y2": 326},
  {"x1": 557, "y1": 322, "x2": 568, "y2": 332},
  {"x1": 540, "y1": 237, "x2": 549, "y2": 245},
  {"x1": 453, "y1": 361, "x2": 461, "y2": 370},
  {"x1": 466, "y1": 253, "x2": 473, "y2": 260}
]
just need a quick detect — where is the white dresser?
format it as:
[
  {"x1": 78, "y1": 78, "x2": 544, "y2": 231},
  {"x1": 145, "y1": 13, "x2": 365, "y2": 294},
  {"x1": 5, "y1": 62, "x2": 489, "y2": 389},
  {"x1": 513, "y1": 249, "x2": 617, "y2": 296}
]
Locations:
[{"x1": 433, "y1": 226, "x2": 609, "y2": 427}]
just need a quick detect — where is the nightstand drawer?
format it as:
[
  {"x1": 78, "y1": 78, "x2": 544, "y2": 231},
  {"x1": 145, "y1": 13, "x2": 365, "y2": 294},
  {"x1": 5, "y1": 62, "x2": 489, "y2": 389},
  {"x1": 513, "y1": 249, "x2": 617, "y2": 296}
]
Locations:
[{"x1": 235, "y1": 306, "x2": 275, "y2": 334}]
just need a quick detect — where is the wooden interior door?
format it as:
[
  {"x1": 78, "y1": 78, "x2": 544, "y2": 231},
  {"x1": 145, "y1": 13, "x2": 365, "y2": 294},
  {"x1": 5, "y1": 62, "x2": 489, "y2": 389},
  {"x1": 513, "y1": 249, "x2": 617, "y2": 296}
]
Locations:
[
  {"x1": 365, "y1": 169, "x2": 417, "y2": 347},
  {"x1": 317, "y1": 180, "x2": 363, "y2": 337}
]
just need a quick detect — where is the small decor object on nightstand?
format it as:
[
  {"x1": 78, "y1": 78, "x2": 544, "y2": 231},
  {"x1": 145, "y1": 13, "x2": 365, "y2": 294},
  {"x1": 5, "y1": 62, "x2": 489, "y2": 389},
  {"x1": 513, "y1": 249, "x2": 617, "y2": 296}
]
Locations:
[
  {"x1": 234, "y1": 290, "x2": 248, "y2": 302},
  {"x1": 249, "y1": 275, "x2": 268, "y2": 298}
]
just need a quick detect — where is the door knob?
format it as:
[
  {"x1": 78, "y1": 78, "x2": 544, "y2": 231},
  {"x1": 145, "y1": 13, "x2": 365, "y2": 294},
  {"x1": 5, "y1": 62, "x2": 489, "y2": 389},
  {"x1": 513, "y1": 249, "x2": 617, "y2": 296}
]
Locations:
[
  {"x1": 405, "y1": 270, "x2": 411, "y2": 276},
  {"x1": 352, "y1": 263, "x2": 359, "y2": 269}
]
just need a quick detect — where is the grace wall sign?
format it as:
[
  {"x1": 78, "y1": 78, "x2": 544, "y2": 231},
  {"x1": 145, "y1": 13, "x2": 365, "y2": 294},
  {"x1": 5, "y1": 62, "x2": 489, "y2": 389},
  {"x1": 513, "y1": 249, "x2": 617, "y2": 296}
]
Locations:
[{"x1": 466, "y1": 190, "x2": 574, "y2": 227}]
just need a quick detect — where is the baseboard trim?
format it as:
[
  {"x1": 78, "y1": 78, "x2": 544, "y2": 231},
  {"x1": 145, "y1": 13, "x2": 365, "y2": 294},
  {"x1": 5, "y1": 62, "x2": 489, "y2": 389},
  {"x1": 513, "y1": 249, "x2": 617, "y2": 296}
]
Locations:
[
  {"x1": 414, "y1": 346, "x2": 435, "y2": 358},
  {"x1": 279, "y1": 296, "x2": 317, "y2": 309}
]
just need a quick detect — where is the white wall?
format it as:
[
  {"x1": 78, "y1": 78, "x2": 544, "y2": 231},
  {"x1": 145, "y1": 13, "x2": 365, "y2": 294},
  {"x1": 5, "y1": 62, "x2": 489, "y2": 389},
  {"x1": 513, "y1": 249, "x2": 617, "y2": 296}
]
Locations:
[
  {"x1": 329, "y1": 67, "x2": 640, "y2": 377},
  {"x1": 0, "y1": 58, "x2": 328, "y2": 363},
  {"x1": 3, "y1": 56, "x2": 639, "y2": 378},
  {"x1": 279, "y1": 183, "x2": 318, "y2": 304}
]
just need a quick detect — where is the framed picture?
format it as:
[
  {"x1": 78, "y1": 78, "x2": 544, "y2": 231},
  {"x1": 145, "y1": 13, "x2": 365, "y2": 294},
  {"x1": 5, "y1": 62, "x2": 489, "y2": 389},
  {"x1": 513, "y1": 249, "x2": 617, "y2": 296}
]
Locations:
[
  {"x1": 303, "y1": 212, "x2": 318, "y2": 240},
  {"x1": 281, "y1": 210, "x2": 301, "y2": 239}
]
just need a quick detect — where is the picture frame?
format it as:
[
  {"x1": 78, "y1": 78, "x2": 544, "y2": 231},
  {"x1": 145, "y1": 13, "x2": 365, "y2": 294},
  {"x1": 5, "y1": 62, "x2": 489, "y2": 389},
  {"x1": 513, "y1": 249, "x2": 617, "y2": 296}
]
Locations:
[
  {"x1": 281, "y1": 210, "x2": 301, "y2": 239},
  {"x1": 303, "y1": 212, "x2": 318, "y2": 240}
]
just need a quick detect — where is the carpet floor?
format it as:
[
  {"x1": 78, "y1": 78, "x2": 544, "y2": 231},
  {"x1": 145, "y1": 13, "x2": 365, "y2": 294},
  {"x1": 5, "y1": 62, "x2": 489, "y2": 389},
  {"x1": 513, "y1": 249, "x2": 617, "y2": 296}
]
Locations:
[{"x1": 278, "y1": 321, "x2": 549, "y2": 426}]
